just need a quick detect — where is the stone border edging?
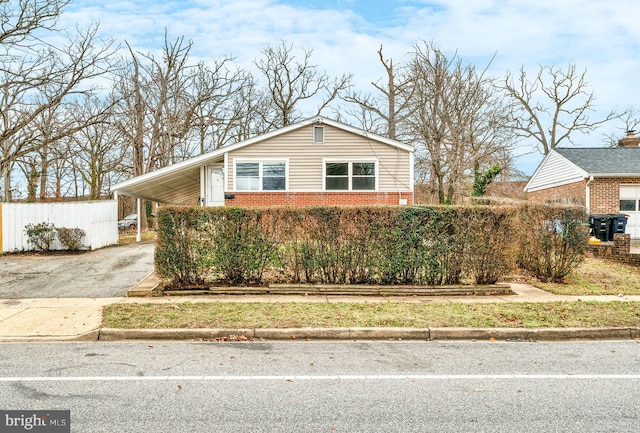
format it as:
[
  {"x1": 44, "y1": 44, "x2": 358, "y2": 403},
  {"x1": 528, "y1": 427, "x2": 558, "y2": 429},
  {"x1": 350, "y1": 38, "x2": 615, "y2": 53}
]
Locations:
[{"x1": 157, "y1": 283, "x2": 513, "y2": 297}]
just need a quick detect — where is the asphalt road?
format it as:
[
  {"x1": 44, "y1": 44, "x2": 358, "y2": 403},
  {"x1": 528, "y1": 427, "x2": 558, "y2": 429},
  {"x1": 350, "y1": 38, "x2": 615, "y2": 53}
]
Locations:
[
  {"x1": 1, "y1": 340, "x2": 639, "y2": 432},
  {"x1": 0, "y1": 242, "x2": 155, "y2": 298}
]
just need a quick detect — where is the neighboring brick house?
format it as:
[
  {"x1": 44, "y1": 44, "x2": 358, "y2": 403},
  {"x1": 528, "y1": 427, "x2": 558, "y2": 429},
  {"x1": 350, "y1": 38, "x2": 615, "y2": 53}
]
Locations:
[
  {"x1": 524, "y1": 141, "x2": 640, "y2": 238},
  {"x1": 112, "y1": 116, "x2": 414, "y2": 211}
]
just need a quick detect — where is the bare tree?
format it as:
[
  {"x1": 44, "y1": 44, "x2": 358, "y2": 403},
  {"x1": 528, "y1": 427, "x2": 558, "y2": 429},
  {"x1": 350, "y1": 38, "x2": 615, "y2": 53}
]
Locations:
[
  {"x1": 404, "y1": 41, "x2": 512, "y2": 204},
  {"x1": 501, "y1": 64, "x2": 622, "y2": 154},
  {"x1": 254, "y1": 41, "x2": 351, "y2": 128},
  {"x1": 67, "y1": 96, "x2": 125, "y2": 199},
  {"x1": 117, "y1": 34, "x2": 254, "y2": 177},
  {"x1": 0, "y1": 0, "x2": 115, "y2": 201},
  {"x1": 0, "y1": 0, "x2": 70, "y2": 45},
  {"x1": 117, "y1": 36, "x2": 194, "y2": 180},
  {"x1": 603, "y1": 108, "x2": 640, "y2": 146},
  {"x1": 188, "y1": 59, "x2": 257, "y2": 154},
  {"x1": 342, "y1": 45, "x2": 413, "y2": 140}
]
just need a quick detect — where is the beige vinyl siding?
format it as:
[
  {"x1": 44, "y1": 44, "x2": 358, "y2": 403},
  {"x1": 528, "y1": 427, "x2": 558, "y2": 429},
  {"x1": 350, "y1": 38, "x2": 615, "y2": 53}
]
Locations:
[{"x1": 227, "y1": 124, "x2": 412, "y2": 192}]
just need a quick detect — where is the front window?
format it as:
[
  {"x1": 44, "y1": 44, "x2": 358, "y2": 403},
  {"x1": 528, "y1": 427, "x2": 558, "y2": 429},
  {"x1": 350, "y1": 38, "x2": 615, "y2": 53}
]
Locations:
[
  {"x1": 352, "y1": 162, "x2": 375, "y2": 190},
  {"x1": 325, "y1": 161, "x2": 376, "y2": 191},
  {"x1": 236, "y1": 161, "x2": 286, "y2": 191},
  {"x1": 236, "y1": 163, "x2": 260, "y2": 190},
  {"x1": 325, "y1": 162, "x2": 349, "y2": 190},
  {"x1": 262, "y1": 162, "x2": 286, "y2": 190}
]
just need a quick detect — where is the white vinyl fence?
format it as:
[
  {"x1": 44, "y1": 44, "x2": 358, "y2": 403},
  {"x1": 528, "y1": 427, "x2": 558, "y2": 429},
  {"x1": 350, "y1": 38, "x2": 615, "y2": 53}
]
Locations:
[{"x1": 0, "y1": 200, "x2": 118, "y2": 252}]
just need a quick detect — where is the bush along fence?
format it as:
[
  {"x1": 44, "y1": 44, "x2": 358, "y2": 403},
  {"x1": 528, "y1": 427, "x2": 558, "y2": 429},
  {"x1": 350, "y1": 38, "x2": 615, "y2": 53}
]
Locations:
[
  {"x1": 155, "y1": 204, "x2": 588, "y2": 288},
  {"x1": 24, "y1": 223, "x2": 87, "y2": 252}
]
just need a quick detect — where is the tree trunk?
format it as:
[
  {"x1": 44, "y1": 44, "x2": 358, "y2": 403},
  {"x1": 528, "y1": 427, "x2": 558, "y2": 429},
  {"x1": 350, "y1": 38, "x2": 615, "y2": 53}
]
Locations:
[{"x1": 1, "y1": 161, "x2": 12, "y2": 202}]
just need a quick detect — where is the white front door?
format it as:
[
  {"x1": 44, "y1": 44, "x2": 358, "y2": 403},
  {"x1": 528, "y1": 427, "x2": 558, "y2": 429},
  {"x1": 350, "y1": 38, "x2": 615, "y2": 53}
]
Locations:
[
  {"x1": 207, "y1": 165, "x2": 225, "y2": 206},
  {"x1": 620, "y1": 185, "x2": 640, "y2": 239}
]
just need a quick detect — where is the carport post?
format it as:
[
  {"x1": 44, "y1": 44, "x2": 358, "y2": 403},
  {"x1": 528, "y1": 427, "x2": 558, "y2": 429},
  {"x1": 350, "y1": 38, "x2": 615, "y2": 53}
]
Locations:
[
  {"x1": 136, "y1": 197, "x2": 141, "y2": 243},
  {"x1": 0, "y1": 202, "x2": 3, "y2": 253}
]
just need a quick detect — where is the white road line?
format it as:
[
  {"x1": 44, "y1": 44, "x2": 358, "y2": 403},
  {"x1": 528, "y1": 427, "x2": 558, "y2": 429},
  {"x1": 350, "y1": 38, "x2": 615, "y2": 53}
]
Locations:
[{"x1": 0, "y1": 374, "x2": 640, "y2": 382}]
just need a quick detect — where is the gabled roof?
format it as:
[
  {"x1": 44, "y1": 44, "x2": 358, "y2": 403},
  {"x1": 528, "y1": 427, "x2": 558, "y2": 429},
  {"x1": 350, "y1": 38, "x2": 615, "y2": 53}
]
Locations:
[
  {"x1": 554, "y1": 147, "x2": 640, "y2": 175},
  {"x1": 111, "y1": 116, "x2": 413, "y2": 204},
  {"x1": 524, "y1": 147, "x2": 640, "y2": 193}
]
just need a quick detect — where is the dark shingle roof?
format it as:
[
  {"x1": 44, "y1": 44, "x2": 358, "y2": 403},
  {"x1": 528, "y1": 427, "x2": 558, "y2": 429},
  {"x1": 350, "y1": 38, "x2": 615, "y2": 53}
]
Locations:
[{"x1": 554, "y1": 147, "x2": 640, "y2": 175}]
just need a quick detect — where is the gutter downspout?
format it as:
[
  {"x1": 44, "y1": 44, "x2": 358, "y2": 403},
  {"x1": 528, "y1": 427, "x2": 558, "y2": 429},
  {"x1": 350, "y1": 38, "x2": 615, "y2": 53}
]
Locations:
[
  {"x1": 585, "y1": 176, "x2": 594, "y2": 214},
  {"x1": 200, "y1": 166, "x2": 206, "y2": 206}
]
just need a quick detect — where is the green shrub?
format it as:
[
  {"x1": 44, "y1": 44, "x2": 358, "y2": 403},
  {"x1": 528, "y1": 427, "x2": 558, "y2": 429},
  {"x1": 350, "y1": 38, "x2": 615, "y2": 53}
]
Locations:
[
  {"x1": 206, "y1": 207, "x2": 277, "y2": 285},
  {"x1": 462, "y1": 206, "x2": 518, "y2": 284},
  {"x1": 24, "y1": 222, "x2": 57, "y2": 251},
  {"x1": 154, "y1": 204, "x2": 588, "y2": 287},
  {"x1": 154, "y1": 208, "x2": 204, "y2": 285},
  {"x1": 56, "y1": 227, "x2": 86, "y2": 250},
  {"x1": 516, "y1": 205, "x2": 588, "y2": 282}
]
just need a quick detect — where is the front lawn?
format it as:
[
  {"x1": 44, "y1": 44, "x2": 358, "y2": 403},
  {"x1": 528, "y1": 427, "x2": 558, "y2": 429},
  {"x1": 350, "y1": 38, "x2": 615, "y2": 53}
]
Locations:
[
  {"x1": 103, "y1": 254, "x2": 640, "y2": 330},
  {"x1": 103, "y1": 301, "x2": 640, "y2": 329},
  {"x1": 534, "y1": 258, "x2": 640, "y2": 296}
]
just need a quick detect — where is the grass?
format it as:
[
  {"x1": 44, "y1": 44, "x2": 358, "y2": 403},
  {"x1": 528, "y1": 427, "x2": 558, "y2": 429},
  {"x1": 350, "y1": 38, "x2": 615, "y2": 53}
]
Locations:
[
  {"x1": 118, "y1": 230, "x2": 156, "y2": 245},
  {"x1": 102, "y1": 254, "x2": 640, "y2": 330},
  {"x1": 533, "y1": 258, "x2": 640, "y2": 296},
  {"x1": 103, "y1": 301, "x2": 640, "y2": 329}
]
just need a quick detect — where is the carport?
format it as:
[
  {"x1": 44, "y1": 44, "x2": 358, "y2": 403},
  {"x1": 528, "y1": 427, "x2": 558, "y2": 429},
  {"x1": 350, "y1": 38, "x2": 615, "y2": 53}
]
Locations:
[{"x1": 112, "y1": 150, "x2": 227, "y2": 241}]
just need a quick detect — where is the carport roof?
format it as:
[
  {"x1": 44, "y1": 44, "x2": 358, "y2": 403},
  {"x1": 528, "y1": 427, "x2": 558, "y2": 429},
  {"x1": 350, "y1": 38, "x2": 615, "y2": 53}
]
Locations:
[
  {"x1": 111, "y1": 150, "x2": 223, "y2": 205},
  {"x1": 111, "y1": 116, "x2": 414, "y2": 204}
]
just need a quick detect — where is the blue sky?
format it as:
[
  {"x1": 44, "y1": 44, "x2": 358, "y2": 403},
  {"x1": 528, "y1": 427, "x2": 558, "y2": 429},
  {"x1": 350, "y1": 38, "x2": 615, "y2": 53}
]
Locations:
[{"x1": 62, "y1": 0, "x2": 640, "y2": 175}]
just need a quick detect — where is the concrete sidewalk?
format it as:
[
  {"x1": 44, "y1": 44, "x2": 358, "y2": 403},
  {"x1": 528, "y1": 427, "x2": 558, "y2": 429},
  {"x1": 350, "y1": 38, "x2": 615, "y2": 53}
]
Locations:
[{"x1": 1, "y1": 283, "x2": 640, "y2": 342}]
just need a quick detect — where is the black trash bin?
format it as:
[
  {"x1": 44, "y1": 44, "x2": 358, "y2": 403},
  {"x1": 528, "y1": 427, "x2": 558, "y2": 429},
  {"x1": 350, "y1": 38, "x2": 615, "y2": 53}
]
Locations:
[
  {"x1": 589, "y1": 214, "x2": 612, "y2": 241},
  {"x1": 608, "y1": 213, "x2": 629, "y2": 240}
]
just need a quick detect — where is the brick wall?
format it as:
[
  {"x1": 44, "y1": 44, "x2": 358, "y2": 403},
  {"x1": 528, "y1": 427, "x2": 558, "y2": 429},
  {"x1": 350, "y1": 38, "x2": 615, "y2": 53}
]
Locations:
[
  {"x1": 528, "y1": 177, "x2": 640, "y2": 213},
  {"x1": 225, "y1": 191, "x2": 413, "y2": 207},
  {"x1": 588, "y1": 233, "x2": 640, "y2": 266},
  {"x1": 527, "y1": 180, "x2": 586, "y2": 205},
  {"x1": 590, "y1": 178, "x2": 640, "y2": 213}
]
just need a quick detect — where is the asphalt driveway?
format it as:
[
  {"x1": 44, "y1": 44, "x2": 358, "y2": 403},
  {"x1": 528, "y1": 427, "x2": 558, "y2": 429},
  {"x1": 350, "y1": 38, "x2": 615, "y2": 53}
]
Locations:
[{"x1": 0, "y1": 242, "x2": 155, "y2": 298}]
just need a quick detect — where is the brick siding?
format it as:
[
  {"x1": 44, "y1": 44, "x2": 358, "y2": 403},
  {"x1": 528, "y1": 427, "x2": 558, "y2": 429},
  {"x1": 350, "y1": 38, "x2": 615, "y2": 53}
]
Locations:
[
  {"x1": 527, "y1": 180, "x2": 586, "y2": 206},
  {"x1": 225, "y1": 192, "x2": 413, "y2": 207},
  {"x1": 528, "y1": 178, "x2": 640, "y2": 213},
  {"x1": 589, "y1": 178, "x2": 640, "y2": 213}
]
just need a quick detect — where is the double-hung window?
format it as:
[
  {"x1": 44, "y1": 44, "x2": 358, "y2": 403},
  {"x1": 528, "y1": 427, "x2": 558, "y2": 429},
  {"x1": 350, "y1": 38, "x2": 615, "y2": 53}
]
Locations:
[
  {"x1": 235, "y1": 161, "x2": 286, "y2": 191},
  {"x1": 324, "y1": 161, "x2": 376, "y2": 191}
]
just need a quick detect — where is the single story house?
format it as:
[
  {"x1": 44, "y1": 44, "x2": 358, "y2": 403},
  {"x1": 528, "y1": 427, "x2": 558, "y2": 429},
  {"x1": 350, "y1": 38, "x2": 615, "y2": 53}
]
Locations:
[
  {"x1": 524, "y1": 141, "x2": 640, "y2": 238},
  {"x1": 111, "y1": 116, "x2": 414, "y2": 211}
]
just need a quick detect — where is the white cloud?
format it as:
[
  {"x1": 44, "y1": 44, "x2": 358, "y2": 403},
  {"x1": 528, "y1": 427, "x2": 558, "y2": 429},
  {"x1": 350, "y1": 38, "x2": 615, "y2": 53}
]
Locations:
[{"x1": 57, "y1": 0, "x2": 640, "y2": 174}]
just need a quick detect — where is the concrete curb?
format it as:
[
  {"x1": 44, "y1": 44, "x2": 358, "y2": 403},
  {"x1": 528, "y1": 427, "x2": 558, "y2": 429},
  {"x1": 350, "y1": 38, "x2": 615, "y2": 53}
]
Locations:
[
  {"x1": 0, "y1": 329, "x2": 101, "y2": 343},
  {"x1": 97, "y1": 327, "x2": 640, "y2": 342},
  {"x1": 429, "y1": 327, "x2": 640, "y2": 341}
]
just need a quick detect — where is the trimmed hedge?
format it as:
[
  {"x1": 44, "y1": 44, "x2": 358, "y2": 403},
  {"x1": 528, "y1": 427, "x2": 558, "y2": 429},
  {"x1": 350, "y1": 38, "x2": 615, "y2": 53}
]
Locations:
[{"x1": 155, "y1": 204, "x2": 588, "y2": 287}]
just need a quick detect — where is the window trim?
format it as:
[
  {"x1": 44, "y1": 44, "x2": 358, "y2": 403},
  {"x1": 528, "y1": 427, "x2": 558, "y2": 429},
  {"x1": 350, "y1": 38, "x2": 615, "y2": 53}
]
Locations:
[
  {"x1": 233, "y1": 158, "x2": 289, "y2": 191},
  {"x1": 322, "y1": 159, "x2": 378, "y2": 191}
]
